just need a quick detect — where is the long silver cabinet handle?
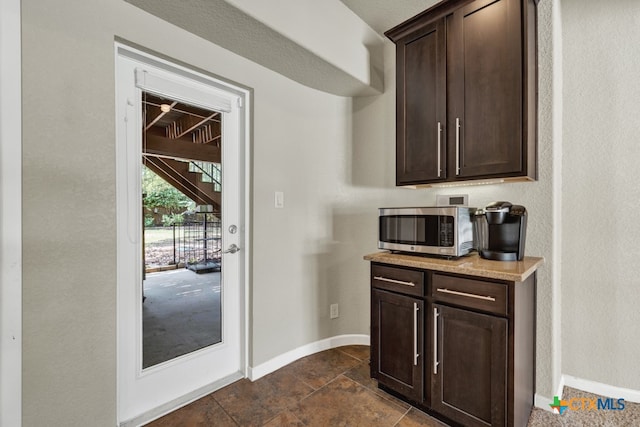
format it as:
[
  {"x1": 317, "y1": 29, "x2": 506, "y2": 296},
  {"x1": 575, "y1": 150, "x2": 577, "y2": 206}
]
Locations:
[
  {"x1": 437, "y1": 121, "x2": 442, "y2": 178},
  {"x1": 413, "y1": 303, "x2": 419, "y2": 366},
  {"x1": 436, "y1": 287, "x2": 496, "y2": 302},
  {"x1": 433, "y1": 307, "x2": 440, "y2": 375},
  {"x1": 455, "y1": 117, "x2": 461, "y2": 176},
  {"x1": 373, "y1": 276, "x2": 415, "y2": 287}
]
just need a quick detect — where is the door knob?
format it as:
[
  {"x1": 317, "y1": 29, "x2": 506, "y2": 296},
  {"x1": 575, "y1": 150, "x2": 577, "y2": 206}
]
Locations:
[{"x1": 223, "y1": 244, "x2": 240, "y2": 254}]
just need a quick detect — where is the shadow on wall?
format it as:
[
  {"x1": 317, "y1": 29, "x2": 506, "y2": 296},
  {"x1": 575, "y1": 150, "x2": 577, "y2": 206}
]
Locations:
[
  {"x1": 306, "y1": 208, "x2": 377, "y2": 342},
  {"x1": 366, "y1": 42, "x2": 386, "y2": 100},
  {"x1": 350, "y1": 95, "x2": 396, "y2": 188}
]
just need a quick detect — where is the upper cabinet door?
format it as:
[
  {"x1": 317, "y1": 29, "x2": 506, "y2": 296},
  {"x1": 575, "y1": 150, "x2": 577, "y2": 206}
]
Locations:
[
  {"x1": 447, "y1": 0, "x2": 524, "y2": 178},
  {"x1": 396, "y1": 19, "x2": 446, "y2": 185},
  {"x1": 387, "y1": 0, "x2": 537, "y2": 186}
]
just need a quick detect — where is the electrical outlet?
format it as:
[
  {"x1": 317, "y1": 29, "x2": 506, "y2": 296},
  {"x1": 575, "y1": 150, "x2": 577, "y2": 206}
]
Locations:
[{"x1": 330, "y1": 303, "x2": 339, "y2": 319}]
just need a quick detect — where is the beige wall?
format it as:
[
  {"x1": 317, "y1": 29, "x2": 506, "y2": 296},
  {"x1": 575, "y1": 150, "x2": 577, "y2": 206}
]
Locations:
[
  {"x1": 560, "y1": 0, "x2": 640, "y2": 390},
  {"x1": 20, "y1": 0, "x2": 437, "y2": 424}
]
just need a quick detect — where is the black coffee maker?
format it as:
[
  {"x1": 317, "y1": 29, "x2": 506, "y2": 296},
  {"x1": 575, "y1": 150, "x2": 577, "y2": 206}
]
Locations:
[{"x1": 475, "y1": 201, "x2": 527, "y2": 261}]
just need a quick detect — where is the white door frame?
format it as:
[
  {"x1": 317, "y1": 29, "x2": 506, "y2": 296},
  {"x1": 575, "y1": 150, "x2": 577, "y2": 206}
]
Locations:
[
  {"x1": 115, "y1": 44, "x2": 251, "y2": 425},
  {"x1": 0, "y1": 0, "x2": 22, "y2": 425}
]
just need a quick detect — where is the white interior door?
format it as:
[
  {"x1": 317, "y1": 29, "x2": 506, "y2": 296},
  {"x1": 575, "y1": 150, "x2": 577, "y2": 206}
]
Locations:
[{"x1": 116, "y1": 45, "x2": 248, "y2": 424}]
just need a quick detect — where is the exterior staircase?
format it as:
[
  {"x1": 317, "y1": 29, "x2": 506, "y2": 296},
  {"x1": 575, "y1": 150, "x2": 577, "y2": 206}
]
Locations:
[{"x1": 143, "y1": 156, "x2": 221, "y2": 212}]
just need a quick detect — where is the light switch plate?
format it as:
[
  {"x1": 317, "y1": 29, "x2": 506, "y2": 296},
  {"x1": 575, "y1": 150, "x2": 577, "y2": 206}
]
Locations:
[{"x1": 274, "y1": 191, "x2": 284, "y2": 208}]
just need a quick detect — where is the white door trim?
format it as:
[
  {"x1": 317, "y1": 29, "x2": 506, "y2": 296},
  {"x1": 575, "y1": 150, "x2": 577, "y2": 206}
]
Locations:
[
  {"x1": 0, "y1": 0, "x2": 22, "y2": 425},
  {"x1": 115, "y1": 43, "x2": 251, "y2": 425}
]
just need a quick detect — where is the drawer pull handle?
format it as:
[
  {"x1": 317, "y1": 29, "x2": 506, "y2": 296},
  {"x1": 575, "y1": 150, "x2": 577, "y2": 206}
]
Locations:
[
  {"x1": 436, "y1": 288, "x2": 496, "y2": 302},
  {"x1": 373, "y1": 276, "x2": 415, "y2": 287},
  {"x1": 413, "y1": 303, "x2": 419, "y2": 366}
]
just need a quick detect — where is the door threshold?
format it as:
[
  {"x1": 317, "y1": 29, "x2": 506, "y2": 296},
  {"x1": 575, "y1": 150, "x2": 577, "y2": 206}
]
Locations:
[{"x1": 120, "y1": 371, "x2": 245, "y2": 427}]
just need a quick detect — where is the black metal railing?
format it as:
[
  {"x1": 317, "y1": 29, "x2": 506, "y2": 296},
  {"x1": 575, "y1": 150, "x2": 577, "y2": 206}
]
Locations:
[
  {"x1": 144, "y1": 214, "x2": 222, "y2": 272},
  {"x1": 189, "y1": 161, "x2": 221, "y2": 193}
]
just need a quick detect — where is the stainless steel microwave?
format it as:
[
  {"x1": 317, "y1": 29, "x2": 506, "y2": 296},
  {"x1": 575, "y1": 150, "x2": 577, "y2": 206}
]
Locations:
[{"x1": 378, "y1": 207, "x2": 476, "y2": 257}]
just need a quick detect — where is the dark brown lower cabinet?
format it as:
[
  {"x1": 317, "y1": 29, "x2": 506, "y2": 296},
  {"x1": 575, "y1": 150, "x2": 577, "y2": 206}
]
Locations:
[
  {"x1": 371, "y1": 288, "x2": 424, "y2": 402},
  {"x1": 431, "y1": 303, "x2": 507, "y2": 427},
  {"x1": 369, "y1": 262, "x2": 536, "y2": 427}
]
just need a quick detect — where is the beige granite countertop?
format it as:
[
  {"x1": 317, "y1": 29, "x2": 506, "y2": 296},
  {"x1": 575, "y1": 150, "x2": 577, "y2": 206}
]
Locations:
[{"x1": 364, "y1": 252, "x2": 544, "y2": 282}]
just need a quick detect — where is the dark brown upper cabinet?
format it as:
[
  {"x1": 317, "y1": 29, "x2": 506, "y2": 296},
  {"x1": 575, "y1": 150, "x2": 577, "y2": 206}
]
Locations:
[{"x1": 386, "y1": 0, "x2": 538, "y2": 187}]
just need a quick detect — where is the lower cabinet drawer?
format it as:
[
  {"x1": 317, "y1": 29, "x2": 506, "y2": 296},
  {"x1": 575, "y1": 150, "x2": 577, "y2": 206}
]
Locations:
[
  {"x1": 372, "y1": 264, "x2": 424, "y2": 297},
  {"x1": 431, "y1": 273, "x2": 508, "y2": 316}
]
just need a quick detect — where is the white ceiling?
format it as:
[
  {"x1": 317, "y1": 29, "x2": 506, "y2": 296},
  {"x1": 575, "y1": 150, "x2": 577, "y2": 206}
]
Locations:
[{"x1": 339, "y1": 0, "x2": 441, "y2": 34}]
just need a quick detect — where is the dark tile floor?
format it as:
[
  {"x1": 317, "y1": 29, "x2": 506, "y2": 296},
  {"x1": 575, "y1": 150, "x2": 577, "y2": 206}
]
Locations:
[
  {"x1": 146, "y1": 345, "x2": 640, "y2": 426},
  {"x1": 146, "y1": 345, "x2": 447, "y2": 426}
]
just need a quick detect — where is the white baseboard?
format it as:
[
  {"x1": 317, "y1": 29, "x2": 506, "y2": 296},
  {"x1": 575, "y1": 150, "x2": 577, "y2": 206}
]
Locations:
[
  {"x1": 563, "y1": 374, "x2": 640, "y2": 403},
  {"x1": 248, "y1": 334, "x2": 370, "y2": 381},
  {"x1": 534, "y1": 394, "x2": 554, "y2": 412},
  {"x1": 535, "y1": 374, "x2": 640, "y2": 411},
  {"x1": 534, "y1": 375, "x2": 565, "y2": 413}
]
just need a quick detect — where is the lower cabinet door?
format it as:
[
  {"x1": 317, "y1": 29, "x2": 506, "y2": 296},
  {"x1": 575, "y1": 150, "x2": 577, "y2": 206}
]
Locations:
[
  {"x1": 431, "y1": 303, "x2": 507, "y2": 427},
  {"x1": 371, "y1": 289, "x2": 424, "y2": 402}
]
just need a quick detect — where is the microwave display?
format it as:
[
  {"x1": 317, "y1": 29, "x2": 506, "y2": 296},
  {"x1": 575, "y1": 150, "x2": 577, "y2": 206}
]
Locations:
[{"x1": 380, "y1": 215, "x2": 454, "y2": 247}]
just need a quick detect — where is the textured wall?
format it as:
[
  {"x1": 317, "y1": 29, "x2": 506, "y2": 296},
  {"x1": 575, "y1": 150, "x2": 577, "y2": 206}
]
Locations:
[
  {"x1": 21, "y1": 1, "x2": 118, "y2": 425},
  {"x1": 19, "y1": 0, "x2": 371, "y2": 424},
  {"x1": 20, "y1": 0, "x2": 441, "y2": 424},
  {"x1": 561, "y1": 0, "x2": 640, "y2": 390}
]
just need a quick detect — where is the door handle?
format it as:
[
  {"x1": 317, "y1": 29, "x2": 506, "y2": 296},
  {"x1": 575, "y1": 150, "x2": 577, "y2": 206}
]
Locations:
[
  {"x1": 223, "y1": 244, "x2": 240, "y2": 254},
  {"x1": 433, "y1": 307, "x2": 440, "y2": 374},
  {"x1": 455, "y1": 117, "x2": 461, "y2": 176},
  {"x1": 413, "y1": 302, "x2": 419, "y2": 366},
  {"x1": 437, "y1": 121, "x2": 442, "y2": 178}
]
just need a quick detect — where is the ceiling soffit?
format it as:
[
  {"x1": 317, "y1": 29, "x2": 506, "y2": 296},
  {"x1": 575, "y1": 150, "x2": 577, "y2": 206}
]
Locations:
[
  {"x1": 126, "y1": 0, "x2": 384, "y2": 96},
  {"x1": 339, "y1": 0, "x2": 442, "y2": 35}
]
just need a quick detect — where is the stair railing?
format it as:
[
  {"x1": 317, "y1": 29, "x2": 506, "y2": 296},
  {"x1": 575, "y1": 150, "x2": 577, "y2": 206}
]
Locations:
[{"x1": 189, "y1": 161, "x2": 221, "y2": 192}]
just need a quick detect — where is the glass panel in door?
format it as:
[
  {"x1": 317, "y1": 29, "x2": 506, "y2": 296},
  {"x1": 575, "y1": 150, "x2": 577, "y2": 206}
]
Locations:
[{"x1": 141, "y1": 91, "x2": 223, "y2": 368}]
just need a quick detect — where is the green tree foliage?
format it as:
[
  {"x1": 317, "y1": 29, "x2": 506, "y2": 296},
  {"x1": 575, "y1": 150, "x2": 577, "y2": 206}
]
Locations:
[{"x1": 142, "y1": 166, "x2": 195, "y2": 214}]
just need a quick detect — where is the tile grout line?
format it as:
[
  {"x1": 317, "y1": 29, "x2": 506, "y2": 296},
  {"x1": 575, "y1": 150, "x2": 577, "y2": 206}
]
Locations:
[
  {"x1": 282, "y1": 374, "x2": 344, "y2": 426},
  {"x1": 261, "y1": 409, "x2": 308, "y2": 427},
  {"x1": 335, "y1": 346, "x2": 369, "y2": 363},
  {"x1": 391, "y1": 406, "x2": 413, "y2": 427},
  {"x1": 211, "y1": 393, "x2": 241, "y2": 427},
  {"x1": 337, "y1": 373, "x2": 414, "y2": 415},
  {"x1": 285, "y1": 410, "x2": 306, "y2": 426},
  {"x1": 340, "y1": 359, "x2": 412, "y2": 412}
]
